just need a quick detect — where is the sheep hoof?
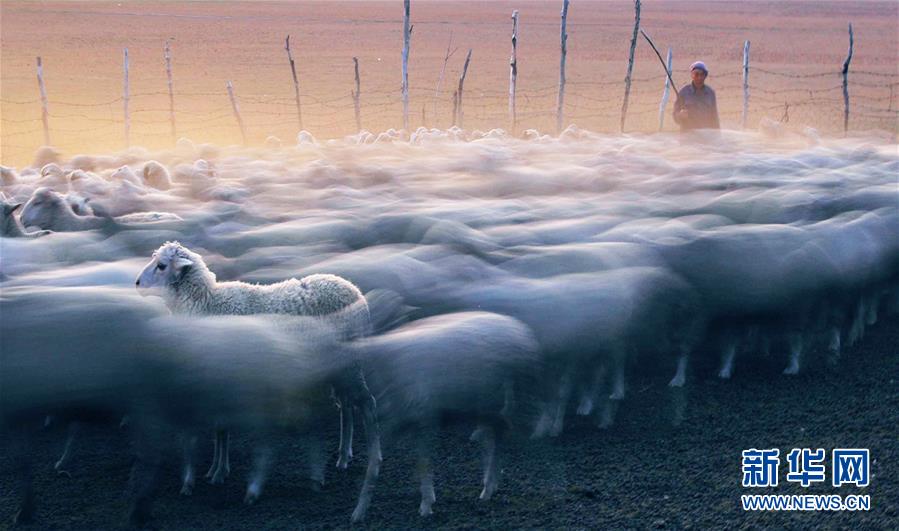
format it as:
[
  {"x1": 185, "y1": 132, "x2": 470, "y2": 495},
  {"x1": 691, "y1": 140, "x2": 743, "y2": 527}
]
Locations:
[
  {"x1": 782, "y1": 365, "x2": 799, "y2": 376},
  {"x1": 531, "y1": 413, "x2": 552, "y2": 439},
  {"x1": 308, "y1": 479, "x2": 324, "y2": 492},
  {"x1": 479, "y1": 484, "x2": 497, "y2": 501},
  {"x1": 55, "y1": 468, "x2": 72, "y2": 479},
  {"x1": 469, "y1": 427, "x2": 485, "y2": 442},
  {"x1": 609, "y1": 390, "x2": 625, "y2": 401},
  {"x1": 179, "y1": 483, "x2": 193, "y2": 496},
  {"x1": 668, "y1": 374, "x2": 686, "y2": 388},
  {"x1": 351, "y1": 504, "x2": 368, "y2": 523},
  {"x1": 335, "y1": 457, "x2": 350, "y2": 470},
  {"x1": 717, "y1": 368, "x2": 733, "y2": 380},
  {"x1": 576, "y1": 399, "x2": 594, "y2": 416},
  {"x1": 209, "y1": 472, "x2": 226, "y2": 485},
  {"x1": 419, "y1": 502, "x2": 434, "y2": 517}
]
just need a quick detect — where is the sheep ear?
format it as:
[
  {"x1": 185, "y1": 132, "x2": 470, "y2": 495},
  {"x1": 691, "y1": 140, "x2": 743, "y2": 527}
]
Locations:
[
  {"x1": 173, "y1": 257, "x2": 193, "y2": 271},
  {"x1": 8, "y1": 203, "x2": 22, "y2": 213}
]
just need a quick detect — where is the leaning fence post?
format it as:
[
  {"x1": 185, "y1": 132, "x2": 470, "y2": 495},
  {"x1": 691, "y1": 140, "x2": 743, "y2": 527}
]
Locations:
[
  {"x1": 556, "y1": 0, "x2": 569, "y2": 134},
  {"x1": 401, "y1": 0, "x2": 411, "y2": 131},
  {"x1": 226, "y1": 80, "x2": 247, "y2": 146},
  {"x1": 456, "y1": 49, "x2": 472, "y2": 129},
  {"x1": 164, "y1": 39, "x2": 176, "y2": 143},
  {"x1": 352, "y1": 57, "x2": 362, "y2": 131},
  {"x1": 620, "y1": 0, "x2": 641, "y2": 132},
  {"x1": 36, "y1": 57, "x2": 50, "y2": 146},
  {"x1": 658, "y1": 47, "x2": 672, "y2": 131},
  {"x1": 285, "y1": 35, "x2": 303, "y2": 130},
  {"x1": 510, "y1": 10, "x2": 520, "y2": 133},
  {"x1": 741, "y1": 40, "x2": 750, "y2": 129},
  {"x1": 842, "y1": 23, "x2": 853, "y2": 134},
  {"x1": 123, "y1": 48, "x2": 130, "y2": 148}
]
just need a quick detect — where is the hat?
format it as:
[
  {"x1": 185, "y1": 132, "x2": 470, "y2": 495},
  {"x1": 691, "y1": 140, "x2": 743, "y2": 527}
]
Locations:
[{"x1": 690, "y1": 61, "x2": 709, "y2": 74}]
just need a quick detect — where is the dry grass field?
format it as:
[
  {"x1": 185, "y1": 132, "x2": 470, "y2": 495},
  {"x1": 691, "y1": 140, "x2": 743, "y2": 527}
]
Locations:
[{"x1": 1, "y1": 0, "x2": 897, "y2": 163}]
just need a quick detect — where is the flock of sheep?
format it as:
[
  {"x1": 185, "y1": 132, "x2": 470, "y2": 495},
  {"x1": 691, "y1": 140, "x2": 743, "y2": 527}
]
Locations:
[{"x1": 1, "y1": 127, "x2": 897, "y2": 526}]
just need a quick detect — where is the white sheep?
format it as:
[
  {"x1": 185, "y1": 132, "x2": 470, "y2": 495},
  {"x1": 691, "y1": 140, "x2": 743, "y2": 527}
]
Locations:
[
  {"x1": 1, "y1": 194, "x2": 49, "y2": 238},
  {"x1": 1, "y1": 165, "x2": 18, "y2": 186},
  {"x1": 20, "y1": 187, "x2": 182, "y2": 233},
  {"x1": 346, "y1": 311, "x2": 541, "y2": 521},
  {"x1": 135, "y1": 241, "x2": 381, "y2": 499},
  {"x1": 142, "y1": 160, "x2": 172, "y2": 190}
]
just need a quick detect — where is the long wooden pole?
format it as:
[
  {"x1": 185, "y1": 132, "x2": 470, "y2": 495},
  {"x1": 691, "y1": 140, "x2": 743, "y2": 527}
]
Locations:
[
  {"x1": 401, "y1": 0, "x2": 411, "y2": 131},
  {"x1": 620, "y1": 0, "x2": 641, "y2": 132},
  {"x1": 741, "y1": 40, "x2": 750, "y2": 129},
  {"x1": 510, "y1": 10, "x2": 519, "y2": 133},
  {"x1": 556, "y1": 0, "x2": 569, "y2": 134},
  {"x1": 226, "y1": 80, "x2": 247, "y2": 146},
  {"x1": 285, "y1": 35, "x2": 303, "y2": 130},
  {"x1": 842, "y1": 23, "x2": 854, "y2": 134},
  {"x1": 456, "y1": 49, "x2": 472, "y2": 129},
  {"x1": 123, "y1": 48, "x2": 130, "y2": 148},
  {"x1": 658, "y1": 47, "x2": 672, "y2": 131},
  {"x1": 434, "y1": 31, "x2": 456, "y2": 127},
  {"x1": 164, "y1": 39, "x2": 176, "y2": 143},
  {"x1": 36, "y1": 57, "x2": 50, "y2": 146},
  {"x1": 352, "y1": 57, "x2": 362, "y2": 131}
]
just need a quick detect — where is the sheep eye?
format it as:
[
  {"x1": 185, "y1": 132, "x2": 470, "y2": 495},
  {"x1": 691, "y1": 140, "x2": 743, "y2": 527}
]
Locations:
[{"x1": 157, "y1": 263, "x2": 167, "y2": 271}]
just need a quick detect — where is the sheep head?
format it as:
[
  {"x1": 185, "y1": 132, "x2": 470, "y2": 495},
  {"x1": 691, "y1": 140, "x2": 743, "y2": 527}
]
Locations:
[
  {"x1": 20, "y1": 187, "x2": 68, "y2": 230},
  {"x1": 136, "y1": 241, "x2": 206, "y2": 296}
]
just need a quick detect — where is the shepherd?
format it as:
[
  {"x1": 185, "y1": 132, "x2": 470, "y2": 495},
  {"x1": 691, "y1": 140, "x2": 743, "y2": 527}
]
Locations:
[{"x1": 673, "y1": 61, "x2": 720, "y2": 131}]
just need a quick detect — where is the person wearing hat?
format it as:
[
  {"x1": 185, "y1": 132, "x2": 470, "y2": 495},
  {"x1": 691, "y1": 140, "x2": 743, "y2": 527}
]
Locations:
[{"x1": 673, "y1": 61, "x2": 720, "y2": 131}]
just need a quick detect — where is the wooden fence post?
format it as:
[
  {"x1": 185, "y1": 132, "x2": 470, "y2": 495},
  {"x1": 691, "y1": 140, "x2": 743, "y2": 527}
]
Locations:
[
  {"x1": 164, "y1": 39, "x2": 176, "y2": 143},
  {"x1": 36, "y1": 57, "x2": 50, "y2": 146},
  {"x1": 434, "y1": 31, "x2": 456, "y2": 128},
  {"x1": 456, "y1": 49, "x2": 472, "y2": 129},
  {"x1": 658, "y1": 47, "x2": 672, "y2": 131},
  {"x1": 401, "y1": 0, "x2": 411, "y2": 131},
  {"x1": 352, "y1": 57, "x2": 362, "y2": 131},
  {"x1": 226, "y1": 80, "x2": 247, "y2": 146},
  {"x1": 842, "y1": 23, "x2": 853, "y2": 134},
  {"x1": 123, "y1": 48, "x2": 130, "y2": 148},
  {"x1": 556, "y1": 0, "x2": 569, "y2": 134},
  {"x1": 510, "y1": 10, "x2": 519, "y2": 132},
  {"x1": 741, "y1": 40, "x2": 750, "y2": 129},
  {"x1": 620, "y1": 0, "x2": 641, "y2": 132},
  {"x1": 285, "y1": 35, "x2": 303, "y2": 130}
]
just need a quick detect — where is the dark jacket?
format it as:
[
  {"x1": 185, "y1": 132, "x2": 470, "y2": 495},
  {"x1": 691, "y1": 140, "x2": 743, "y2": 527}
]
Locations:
[{"x1": 673, "y1": 83, "x2": 720, "y2": 131}]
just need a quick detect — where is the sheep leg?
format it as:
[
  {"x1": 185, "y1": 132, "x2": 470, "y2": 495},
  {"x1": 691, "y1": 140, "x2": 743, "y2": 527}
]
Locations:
[
  {"x1": 205, "y1": 430, "x2": 221, "y2": 479},
  {"x1": 305, "y1": 432, "x2": 326, "y2": 491},
  {"x1": 783, "y1": 333, "x2": 803, "y2": 375},
  {"x1": 180, "y1": 433, "x2": 198, "y2": 496},
  {"x1": 827, "y1": 326, "x2": 842, "y2": 365},
  {"x1": 244, "y1": 444, "x2": 274, "y2": 505},
  {"x1": 577, "y1": 363, "x2": 607, "y2": 415},
  {"x1": 336, "y1": 396, "x2": 354, "y2": 470},
  {"x1": 718, "y1": 336, "x2": 737, "y2": 379},
  {"x1": 608, "y1": 345, "x2": 628, "y2": 400},
  {"x1": 210, "y1": 430, "x2": 231, "y2": 484},
  {"x1": 10, "y1": 428, "x2": 36, "y2": 525},
  {"x1": 499, "y1": 379, "x2": 516, "y2": 419},
  {"x1": 549, "y1": 367, "x2": 574, "y2": 437},
  {"x1": 350, "y1": 394, "x2": 382, "y2": 523},
  {"x1": 54, "y1": 421, "x2": 81, "y2": 477},
  {"x1": 668, "y1": 350, "x2": 689, "y2": 388},
  {"x1": 865, "y1": 295, "x2": 879, "y2": 326},
  {"x1": 478, "y1": 422, "x2": 502, "y2": 501},
  {"x1": 127, "y1": 417, "x2": 162, "y2": 527},
  {"x1": 847, "y1": 298, "x2": 866, "y2": 346},
  {"x1": 416, "y1": 427, "x2": 437, "y2": 516}
]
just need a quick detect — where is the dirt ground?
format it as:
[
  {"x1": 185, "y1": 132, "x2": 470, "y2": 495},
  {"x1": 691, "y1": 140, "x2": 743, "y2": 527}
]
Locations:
[
  {"x1": 2, "y1": 1, "x2": 897, "y2": 166},
  {"x1": 2, "y1": 315, "x2": 896, "y2": 530}
]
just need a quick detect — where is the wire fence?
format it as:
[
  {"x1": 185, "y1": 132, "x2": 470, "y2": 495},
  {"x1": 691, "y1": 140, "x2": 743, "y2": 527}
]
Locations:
[{"x1": 2, "y1": 50, "x2": 897, "y2": 165}]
